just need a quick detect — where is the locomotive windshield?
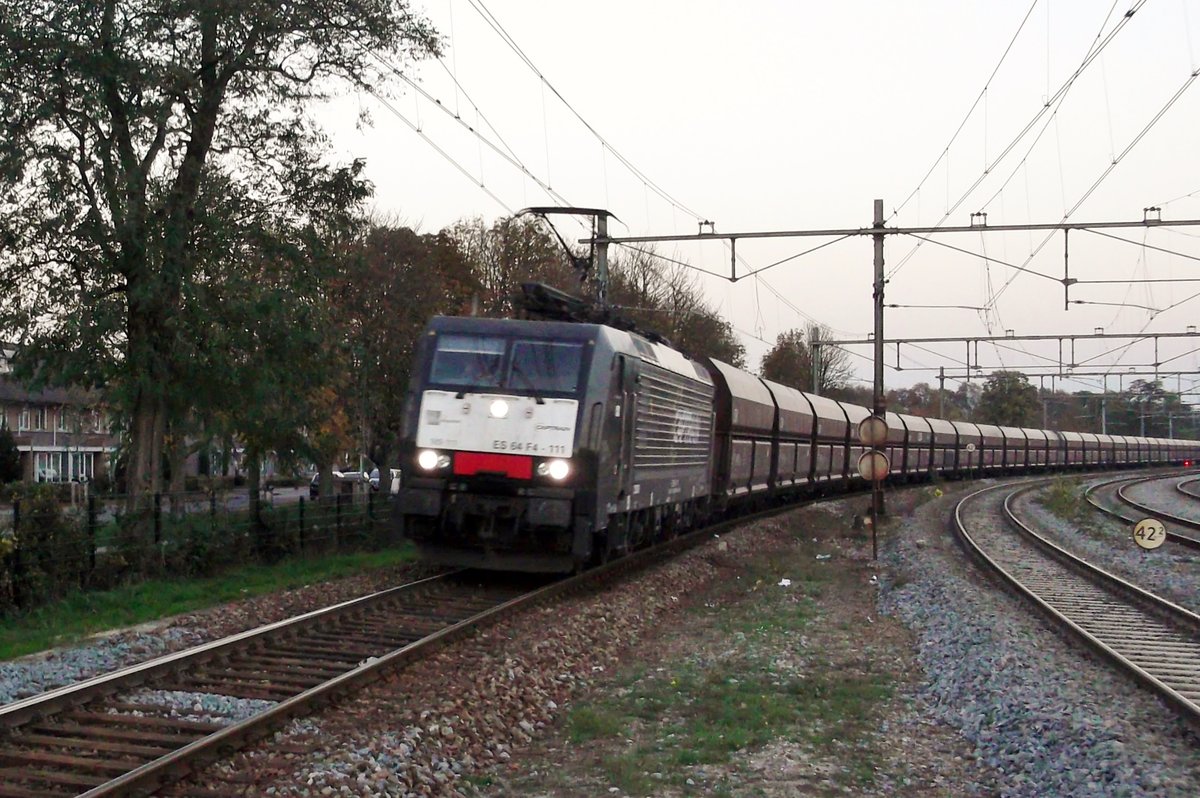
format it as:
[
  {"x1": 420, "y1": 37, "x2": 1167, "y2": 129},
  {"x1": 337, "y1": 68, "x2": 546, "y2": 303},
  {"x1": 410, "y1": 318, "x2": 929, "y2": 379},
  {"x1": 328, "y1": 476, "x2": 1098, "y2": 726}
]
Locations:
[{"x1": 430, "y1": 334, "x2": 584, "y2": 395}]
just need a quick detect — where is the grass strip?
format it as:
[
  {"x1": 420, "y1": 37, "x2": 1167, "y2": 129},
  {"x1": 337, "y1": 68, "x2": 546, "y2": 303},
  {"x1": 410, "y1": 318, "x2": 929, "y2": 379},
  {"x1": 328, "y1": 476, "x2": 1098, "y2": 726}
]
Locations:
[
  {"x1": 564, "y1": 548, "x2": 891, "y2": 795},
  {"x1": 0, "y1": 545, "x2": 416, "y2": 661}
]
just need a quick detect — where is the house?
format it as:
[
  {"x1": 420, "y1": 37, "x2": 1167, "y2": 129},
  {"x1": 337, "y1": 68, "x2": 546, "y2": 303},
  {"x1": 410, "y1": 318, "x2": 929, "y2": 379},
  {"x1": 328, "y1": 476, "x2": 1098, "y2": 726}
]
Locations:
[{"x1": 0, "y1": 344, "x2": 119, "y2": 484}]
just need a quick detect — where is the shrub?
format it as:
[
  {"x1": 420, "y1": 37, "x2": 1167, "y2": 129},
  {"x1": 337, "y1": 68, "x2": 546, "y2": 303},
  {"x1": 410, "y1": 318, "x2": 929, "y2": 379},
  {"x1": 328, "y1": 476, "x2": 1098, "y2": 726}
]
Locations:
[
  {"x1": 1038, "y1": 478, "x2": 1086, "y2": 523},
  {"x1": 0, "y1": 428, "x2": 20, "y2": 484},
  {"x1": 2, "y1": 484, "x2": 90, "y2": 610}
]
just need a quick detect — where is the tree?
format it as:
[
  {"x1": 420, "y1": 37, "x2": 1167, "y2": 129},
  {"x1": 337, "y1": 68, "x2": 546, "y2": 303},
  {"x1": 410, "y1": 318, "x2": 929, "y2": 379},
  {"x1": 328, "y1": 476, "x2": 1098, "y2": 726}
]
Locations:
[
  {"x1": 760, "y1": 330, "x2": 809, "y2": 389},
  {"x1": 608, "y1": 248, "x2": 745, "y2": 367},
  {"x1": 0, "y1": 428, "x2": 20, "y2": 484},
  {"x1": 977, "y1": 371, "x2": 1039, "y2": 426},
  {"x1": 333, "y1": 222, "x2": 479, "y2": 492},
  {"x1": 443, "y1": 224, "x2": 746, "y2": 367},
  {"x1": 446, "y1": 216, "x2": 577, "y2": 317},
  {"x1": 760, "y1": 325, "x2": 852, "y2": 395},
  {"x1": 0, "y1": 1, "x2": 440, "y2": 507},
  {"x1": 1126, "y1": 379, "x2": 1175, "y2": 437}
]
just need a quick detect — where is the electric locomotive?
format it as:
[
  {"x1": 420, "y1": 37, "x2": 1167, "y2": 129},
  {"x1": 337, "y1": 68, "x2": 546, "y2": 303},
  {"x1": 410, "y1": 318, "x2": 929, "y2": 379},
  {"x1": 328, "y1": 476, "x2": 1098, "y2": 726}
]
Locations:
[
  {"x1": 396, "y1": 314, "x2": 716, "y2": 572},
  {"x1": 395, "y1": 291, "x2": 1200, "y2": 575}
]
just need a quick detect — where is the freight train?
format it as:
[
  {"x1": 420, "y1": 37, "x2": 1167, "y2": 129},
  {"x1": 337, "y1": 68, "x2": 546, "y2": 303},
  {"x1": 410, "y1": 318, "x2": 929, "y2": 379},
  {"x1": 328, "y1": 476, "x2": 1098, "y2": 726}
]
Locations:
[{"x1": 395, "y1": 305, "x2": 1200, "y2": 572}]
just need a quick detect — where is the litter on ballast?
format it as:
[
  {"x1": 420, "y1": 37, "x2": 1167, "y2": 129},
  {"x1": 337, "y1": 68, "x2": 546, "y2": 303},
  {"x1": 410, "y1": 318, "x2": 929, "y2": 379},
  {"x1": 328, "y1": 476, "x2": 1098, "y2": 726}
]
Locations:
[
  {"x1": 777, "y1": 578, "x2": 792, "y2": 587},
  {"x1": 815, "y1": 554, "x2": 832, "y2": 560}
]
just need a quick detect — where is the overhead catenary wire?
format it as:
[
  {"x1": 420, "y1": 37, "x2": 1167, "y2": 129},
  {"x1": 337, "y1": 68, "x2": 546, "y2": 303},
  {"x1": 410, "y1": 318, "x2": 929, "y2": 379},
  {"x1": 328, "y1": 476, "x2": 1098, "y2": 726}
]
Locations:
[
  {"x1": 1079, "y1": 228, "x2": 1200, "y2": 268},
  {"x1": 1156, "y1": 187, "x2": 1200, "y2": 206},
  {"x1": 754, "y1": 278, "x2": 860, "y2": 339},
  {"x1": 368, "y1": 51, "x2": 575, "y2": 211},
  {"x1": 365, "y1": 87, "x2": 516, "y2": 215},
  {"x1": 901, "y1": 233, "x2": 1061, "y2": 282},
  {"x1": 379, "y1": 5, "x2": 858, "y2": 359},
  {"x1": 1063, "y1": 67, "x2": 1200, "y2": 220},
  {"x1": 741, "y1": 236, "x2": 855, "y2": 280},
  {"x1": 887, "y1": 303, "x2": 990, "y2": 311},
  {"x1": 462, "y1": 0, "x2": 706, "y2": 224},
  {"x1": 612, "y1": 242, "x2": 732, "y2": 282},
  {"x1": 983, "y1": 64, "x2": 1200, "y2": 310},
  {"x1": 890, "y1": 0, "x2": 1042, "y2": 222},
  {"x1": 445, "y1": 0, "x2": 823, "y2": 333},
  {"x1": 361, "y1": 4, "x2": 1195, "y2": 392},
  {"x1": 888, "y1": 0, "x2": 1139, "y2": 280},
  {"x1": 432, "y1": 2, "x2": 891, "y2": 350}
]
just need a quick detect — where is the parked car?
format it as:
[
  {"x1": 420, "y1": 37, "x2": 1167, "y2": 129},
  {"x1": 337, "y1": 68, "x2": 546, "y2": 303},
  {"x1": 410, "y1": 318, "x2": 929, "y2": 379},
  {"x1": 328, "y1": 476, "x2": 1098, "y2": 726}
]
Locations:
[
  {"x1": 309, "y1": 470, "x2": 362, "y2": 499},
  {"x1": 369, "y1": 468, "x2": 402, "y2": 492}
]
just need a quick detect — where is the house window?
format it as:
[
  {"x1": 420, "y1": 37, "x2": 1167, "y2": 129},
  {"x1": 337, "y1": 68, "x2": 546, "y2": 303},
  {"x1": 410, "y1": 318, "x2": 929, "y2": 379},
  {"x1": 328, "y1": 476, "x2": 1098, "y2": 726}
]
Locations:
[
  {"x1": 56, "y1": 408, "x2": 71, "y2": 432},
  {"x1": 35, "y1": 452, "x2": 63, "y2": 482},
  {"x1": 32, "y1": 407, "x2": 46, "y2": 430},
  {"x1": 0, "y1": 406, "x2": 7, "y2": 430},
  {"x1": 19, "y1": 407, "x2": 29, "y2": 431},
  {"x1": 71, "y1": 452, "x2": 94, "y2": 481}
]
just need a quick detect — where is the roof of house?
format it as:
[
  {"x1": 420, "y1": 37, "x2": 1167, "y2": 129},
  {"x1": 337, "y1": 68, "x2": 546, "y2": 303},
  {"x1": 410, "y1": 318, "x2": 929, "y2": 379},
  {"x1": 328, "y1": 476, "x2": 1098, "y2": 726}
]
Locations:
[{"x1": 0, "y1": 377, "x2": 98, "y2": 405}]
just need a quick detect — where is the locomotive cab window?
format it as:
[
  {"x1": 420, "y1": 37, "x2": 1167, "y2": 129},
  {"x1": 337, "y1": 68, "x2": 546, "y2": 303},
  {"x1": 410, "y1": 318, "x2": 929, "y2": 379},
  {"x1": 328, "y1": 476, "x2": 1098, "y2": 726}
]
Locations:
[
  {"x1": 429, "y1": 334, "x2": 584, "y2": 395},
  {"x1": 509, "y1": 340, "x2": 583, "y2": 394},
  {"x1": 430, "y1": 334, "x2": 505, "y2": 387}
]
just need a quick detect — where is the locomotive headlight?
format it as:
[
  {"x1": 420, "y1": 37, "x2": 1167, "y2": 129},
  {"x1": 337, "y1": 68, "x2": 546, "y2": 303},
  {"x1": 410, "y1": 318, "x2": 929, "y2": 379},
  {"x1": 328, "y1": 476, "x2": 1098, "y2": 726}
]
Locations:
[
  {"x1": 489, "y1": 399, "x2": 509, "y2": 419},
  {"x1": 417, "y1": 449, "x2": 450, "y2": 471},
  {"x1": 537, "y1": 458, "x2": 571, "y2": 480}
]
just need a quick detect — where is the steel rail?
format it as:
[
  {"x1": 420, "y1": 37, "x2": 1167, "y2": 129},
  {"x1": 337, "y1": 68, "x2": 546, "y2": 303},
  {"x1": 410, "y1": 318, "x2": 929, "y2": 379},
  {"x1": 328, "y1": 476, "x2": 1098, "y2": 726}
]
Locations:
[
  {"x1": 954, "y1": 481, "x2": 1200, "y2": 729},
  {"x1": 10, "y1": 469, "x2": 1175, "y2": 796},
  {"x1": 1177, "y1": 476, "x2": 1200, "y2": 501},
  {"x1": 77, "y1": 579, "x2": 546, "y2": 796},
  {"x1": 1117, "y1": 478, "x2": 1200, "y2": 536},
  {"x1": 0, "y1": 571, "x2": 457, "y2": 730},
  {"x1": 1, "y1": 487, "x2": 792, "y2": 797},
  {"x1": 0, "y1": 572, "x2": 523, "y2": 797},
  {"x1": 1083, "y1": 471, "x2": 1200, "y2": 550}
]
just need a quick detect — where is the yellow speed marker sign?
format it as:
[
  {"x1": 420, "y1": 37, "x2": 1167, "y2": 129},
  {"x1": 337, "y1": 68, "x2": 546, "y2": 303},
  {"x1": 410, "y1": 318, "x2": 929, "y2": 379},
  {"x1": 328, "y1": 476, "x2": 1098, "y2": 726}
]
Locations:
[{"x1": 1132, "y1": 518, "x2": 1166, "y2": 550}]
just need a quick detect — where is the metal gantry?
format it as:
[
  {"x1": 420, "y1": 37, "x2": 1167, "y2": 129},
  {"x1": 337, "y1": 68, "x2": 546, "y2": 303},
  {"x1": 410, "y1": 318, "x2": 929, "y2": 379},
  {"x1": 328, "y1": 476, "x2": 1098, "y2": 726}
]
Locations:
[{"x1": 579, "y1": 204, "x2": 1200, "y2": 529}]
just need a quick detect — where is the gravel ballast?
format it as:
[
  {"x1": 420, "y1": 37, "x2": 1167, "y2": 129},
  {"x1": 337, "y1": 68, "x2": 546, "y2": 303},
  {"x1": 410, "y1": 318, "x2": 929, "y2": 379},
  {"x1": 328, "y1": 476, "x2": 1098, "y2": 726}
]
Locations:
[
  {"x1": 2, "y1": 476, "x2": 1199, "y2": 796},
  {"x1": 881, "y1": 479, "x2": 1200, "y2": 797},
  {"x1": 0, "y1": 561, "x2": 433, "y2": 705}
]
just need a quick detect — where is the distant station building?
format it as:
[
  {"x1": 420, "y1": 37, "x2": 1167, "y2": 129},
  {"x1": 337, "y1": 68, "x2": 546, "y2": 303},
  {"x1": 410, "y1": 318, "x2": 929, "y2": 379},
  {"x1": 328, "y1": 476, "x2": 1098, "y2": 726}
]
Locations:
[{"x1": 0, "y1": 343, "x2": 119, "y2": 484}]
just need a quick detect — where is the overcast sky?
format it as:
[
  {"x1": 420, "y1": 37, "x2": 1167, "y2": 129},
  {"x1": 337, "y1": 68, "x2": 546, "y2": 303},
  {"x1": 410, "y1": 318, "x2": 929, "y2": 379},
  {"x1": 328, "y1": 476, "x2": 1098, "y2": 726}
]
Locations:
[{"x1": 320, "y1": 0, "x2": 1200, "y2": 397}]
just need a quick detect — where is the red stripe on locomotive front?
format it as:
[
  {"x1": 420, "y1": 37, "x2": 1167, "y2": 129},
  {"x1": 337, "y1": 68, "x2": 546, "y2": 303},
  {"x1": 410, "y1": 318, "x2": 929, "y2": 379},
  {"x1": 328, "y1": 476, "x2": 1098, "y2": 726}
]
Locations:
[{"x1": 452, "y1": 451, "x2": 534, "y2": 479}]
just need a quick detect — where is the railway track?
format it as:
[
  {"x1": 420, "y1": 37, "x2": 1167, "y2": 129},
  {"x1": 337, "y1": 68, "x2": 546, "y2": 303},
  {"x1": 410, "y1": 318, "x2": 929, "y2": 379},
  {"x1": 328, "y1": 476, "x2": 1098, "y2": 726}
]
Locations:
[
  {"x1": 0, "y1": 496, "x2": 767, "y2": 798},
  {"x1": 0, "y1": 572, "x2": 547, "y2": 797},
  {"x1": 1178, "y1": 477, "x2": 1200, "y2": 501},
  {"x1": 1084, "y1": 471, "x2": 1200, "y2": 549},
  {"x1": 8, "y1": 471, "x2": 1191, "y2": 796},
  {"x1": 955, "y1": 480, "x2": 1200, "y2": 729}
]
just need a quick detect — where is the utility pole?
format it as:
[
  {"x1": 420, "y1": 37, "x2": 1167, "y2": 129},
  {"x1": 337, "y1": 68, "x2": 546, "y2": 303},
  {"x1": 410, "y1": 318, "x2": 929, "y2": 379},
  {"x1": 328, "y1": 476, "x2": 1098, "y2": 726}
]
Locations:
[
  {"x1": 873, "y1": 201, "x2": 885, "y2": 416},
  {"x1": 812, "y1": 342, "x2": 820, "y2": 394},
  {"x1": 938, "y1": 366, "x2": 945, "y2": 418},
  {"x1": 587, "y1": 206, "x2": 1200, "y2": 557},
  {"x1": 595, "y1": 212, "x2": 609, "y2": 308},
  {"x1": 870, "y1": 199, "x2": 886, "y2": 553}
]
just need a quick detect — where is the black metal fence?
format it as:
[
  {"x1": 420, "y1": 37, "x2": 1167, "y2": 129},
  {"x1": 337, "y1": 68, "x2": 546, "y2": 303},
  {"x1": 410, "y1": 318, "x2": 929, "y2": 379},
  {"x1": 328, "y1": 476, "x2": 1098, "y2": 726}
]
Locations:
[{"x1": 0, "y1": 486, "x2": 399, "y2": 614}]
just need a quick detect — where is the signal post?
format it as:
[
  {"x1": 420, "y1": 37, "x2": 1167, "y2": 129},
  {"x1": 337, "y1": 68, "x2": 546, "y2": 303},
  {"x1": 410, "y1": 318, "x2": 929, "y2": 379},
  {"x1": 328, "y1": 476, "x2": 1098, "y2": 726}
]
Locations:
[{"x1": 871, "y1": 199, "x2": 888, "y2": 532}]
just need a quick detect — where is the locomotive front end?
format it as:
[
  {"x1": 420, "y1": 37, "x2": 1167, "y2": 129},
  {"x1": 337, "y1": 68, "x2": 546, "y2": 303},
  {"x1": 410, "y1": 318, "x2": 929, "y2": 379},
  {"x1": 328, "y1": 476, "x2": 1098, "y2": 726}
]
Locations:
[{"x1": 398, "y1": 318, "x2": 595, "y2": 572}]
